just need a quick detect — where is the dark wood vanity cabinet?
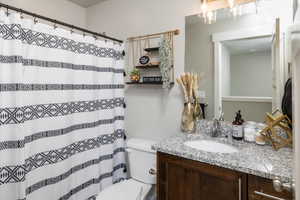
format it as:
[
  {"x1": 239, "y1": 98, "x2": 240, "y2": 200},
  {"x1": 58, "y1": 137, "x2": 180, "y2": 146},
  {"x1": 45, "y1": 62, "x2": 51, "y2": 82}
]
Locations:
[
  {"x1": 157, "y1": 152, "x2": 247, "y2": 200},
  {"x1": 157, "y1": 152, "x2": 293, "y2": 200}
]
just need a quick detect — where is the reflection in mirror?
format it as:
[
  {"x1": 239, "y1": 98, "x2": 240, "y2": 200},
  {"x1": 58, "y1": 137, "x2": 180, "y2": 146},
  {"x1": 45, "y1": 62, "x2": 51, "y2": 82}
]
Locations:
[
  {"x1": 222, "y1": 37, "x2": 272, "y2": 98},
  {"x1": 221, "y1": 36, "x2": 273, "y2": 122},
  {"x1": 185, "y1": 11, "x2": 289, "y2": 123}
]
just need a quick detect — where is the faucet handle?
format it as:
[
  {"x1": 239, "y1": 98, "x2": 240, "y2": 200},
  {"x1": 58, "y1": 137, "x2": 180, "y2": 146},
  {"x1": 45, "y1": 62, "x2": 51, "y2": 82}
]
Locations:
[
  {"x1": 219, "y1": 112, "x2": 225, "y2": 121},
  {"x1": 213, "y1": 118, "x2": 220, "y2": 126}
]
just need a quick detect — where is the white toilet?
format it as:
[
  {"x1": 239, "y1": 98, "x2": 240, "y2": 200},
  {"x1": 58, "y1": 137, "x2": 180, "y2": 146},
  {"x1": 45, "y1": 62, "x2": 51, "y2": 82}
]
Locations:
[{"x1": 96, "y1": 138, "x2": 157, "y2": 200}]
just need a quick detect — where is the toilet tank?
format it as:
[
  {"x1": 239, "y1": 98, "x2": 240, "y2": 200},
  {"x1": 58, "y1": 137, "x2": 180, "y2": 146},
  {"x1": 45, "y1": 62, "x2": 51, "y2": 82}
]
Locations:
[{"x1": 126, "y1": 138, "x2": 157, "y2": 185}]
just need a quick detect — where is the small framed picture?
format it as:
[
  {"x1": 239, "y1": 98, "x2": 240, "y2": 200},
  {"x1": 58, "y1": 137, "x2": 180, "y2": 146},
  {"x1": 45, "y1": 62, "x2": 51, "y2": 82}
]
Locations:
[{"x1": 139, "y1": 55, "x2": 150, "y2": 65}]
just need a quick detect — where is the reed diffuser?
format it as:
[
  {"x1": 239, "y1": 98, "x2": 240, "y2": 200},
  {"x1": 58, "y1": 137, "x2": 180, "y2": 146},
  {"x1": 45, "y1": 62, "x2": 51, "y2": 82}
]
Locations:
[{"x1": 177, "y1": 73, "x2": 203, "y2": 133}]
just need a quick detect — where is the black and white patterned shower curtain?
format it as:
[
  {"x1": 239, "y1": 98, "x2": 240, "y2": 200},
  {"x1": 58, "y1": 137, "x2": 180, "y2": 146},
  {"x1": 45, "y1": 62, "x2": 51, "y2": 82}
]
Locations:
[{"x1": 0, "y1": 10, "x2": 126, "y2": 200}]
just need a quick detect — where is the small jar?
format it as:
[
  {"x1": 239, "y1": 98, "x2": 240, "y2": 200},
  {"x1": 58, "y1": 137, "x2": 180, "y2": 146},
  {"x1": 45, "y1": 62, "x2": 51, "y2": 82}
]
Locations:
[
  {"x1": 255, "y1": 132, "x2": 266, "y2": 145},
  {"x1": 255, "y1": 123, "x2": 267, "y2": 145},
  {"x1": 243, "y1": 121, "x2": 257, "y2": 143}
]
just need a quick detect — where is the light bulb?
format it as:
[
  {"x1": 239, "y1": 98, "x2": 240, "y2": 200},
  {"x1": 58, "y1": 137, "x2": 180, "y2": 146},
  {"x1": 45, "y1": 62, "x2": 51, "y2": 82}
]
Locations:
[
  {"x1": 213, "y1": 11, "x2": 217, "y2": 22},
  {"x1": 228, "y1": 0, "x2": 235, "y2": 8},
  {"x1": 231, "y1": 6, "x2": 238, "y2": 17},
  {"x1": 238, "y1": 5, "x2": 243, "y2": 16},
  {"x1": 200, "y1": 0, "x2": 218, "y2": 24},
  {"x1": 201, "y1": 0, "x2": 208, "y2": 13},
  {"x1": 207, "y1": 11, "x2": 214, "y2": 24}
]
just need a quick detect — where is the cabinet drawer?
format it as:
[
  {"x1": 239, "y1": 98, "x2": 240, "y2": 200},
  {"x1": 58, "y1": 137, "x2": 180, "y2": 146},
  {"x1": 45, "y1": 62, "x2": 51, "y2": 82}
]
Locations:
[{"x1": 248, "y1": 175, "x2": 293, "y2": 200}]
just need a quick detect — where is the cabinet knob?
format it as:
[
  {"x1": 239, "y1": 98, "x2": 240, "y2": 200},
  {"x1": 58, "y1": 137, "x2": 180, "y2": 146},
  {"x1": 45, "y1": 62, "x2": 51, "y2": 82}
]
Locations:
[
  {"x1": 273, "y1": 178, "x2": 283, "y2": 192},
  {"x1": 149, "y1": 168, "x2": 156, "y2": 175},
  {"x1": 273, "y1": 177, "x2": 295, "y2": 193}
]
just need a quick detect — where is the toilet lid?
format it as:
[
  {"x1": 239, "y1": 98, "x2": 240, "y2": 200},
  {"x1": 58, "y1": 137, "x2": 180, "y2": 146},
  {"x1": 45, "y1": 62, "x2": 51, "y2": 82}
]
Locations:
[{"x1": 96, "y1": 179, "x2": 152, "y2": 200}]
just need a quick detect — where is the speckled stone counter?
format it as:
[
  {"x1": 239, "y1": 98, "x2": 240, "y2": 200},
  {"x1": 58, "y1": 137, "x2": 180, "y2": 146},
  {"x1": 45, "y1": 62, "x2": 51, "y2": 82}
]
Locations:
[{"x1": 152, "y1": 133, "x2": 293, "y2": 182}]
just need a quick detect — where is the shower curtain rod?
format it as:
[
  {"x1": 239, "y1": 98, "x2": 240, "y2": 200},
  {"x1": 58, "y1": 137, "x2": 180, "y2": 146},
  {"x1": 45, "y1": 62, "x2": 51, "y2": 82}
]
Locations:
[
  {"x1": 0, "y1": 2, "x2": 123, "y2": 43},
  {"x1": 127, "y1": 29, "x2": 180, "y2": 41}
]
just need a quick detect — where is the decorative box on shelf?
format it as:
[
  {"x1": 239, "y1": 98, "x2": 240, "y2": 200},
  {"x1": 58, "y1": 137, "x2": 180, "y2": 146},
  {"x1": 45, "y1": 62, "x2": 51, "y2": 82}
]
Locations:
[
  {"x1": 144, "y1": 47, "x2": 160, "y2": 52},
  {"x1": 126, "y1": 76, "x2": 174, "y2": 85},
  {"x1": 125, "y1": 81, "x2": 174, "y2": 85},
  {"x1": 143, "y1": 76, "x2": 162, "y2": 83}
]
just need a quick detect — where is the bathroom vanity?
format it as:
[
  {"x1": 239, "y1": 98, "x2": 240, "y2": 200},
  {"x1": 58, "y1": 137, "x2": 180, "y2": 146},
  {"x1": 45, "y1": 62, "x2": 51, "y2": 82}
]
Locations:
[{"x1": 153, "y1": 134, "x2": 294, "y2": 200}]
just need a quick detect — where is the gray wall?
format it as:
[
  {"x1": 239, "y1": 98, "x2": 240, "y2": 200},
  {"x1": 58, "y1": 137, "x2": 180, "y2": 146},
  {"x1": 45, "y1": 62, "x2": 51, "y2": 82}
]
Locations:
[
  {"x1": 230, "y1": 50, "x2": 272, "y2": 97},
  {"x1": 0, "y1": 0, "x2": 87, "y2": 28},
  {"x1": 222, "y1": 101, "x2": 272, "y2": 122}
]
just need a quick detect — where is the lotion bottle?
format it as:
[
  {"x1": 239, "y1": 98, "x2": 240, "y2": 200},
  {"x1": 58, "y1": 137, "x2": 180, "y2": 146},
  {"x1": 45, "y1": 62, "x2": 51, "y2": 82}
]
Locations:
[{"x1": 232, "y1": 110, "x2": 244, "y2": 141}]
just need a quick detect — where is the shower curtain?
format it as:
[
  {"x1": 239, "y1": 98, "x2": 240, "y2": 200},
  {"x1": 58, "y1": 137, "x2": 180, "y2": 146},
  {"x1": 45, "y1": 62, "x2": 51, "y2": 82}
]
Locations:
[{"x1": 0, "y1": 10, "x2": 126, "y2": 200}]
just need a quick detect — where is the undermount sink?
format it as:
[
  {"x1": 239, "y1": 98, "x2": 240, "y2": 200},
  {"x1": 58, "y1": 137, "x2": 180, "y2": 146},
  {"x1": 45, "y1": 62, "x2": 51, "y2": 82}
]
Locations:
[{"x1": 184, "y1": 140, "x2": 239, "y2": 154}]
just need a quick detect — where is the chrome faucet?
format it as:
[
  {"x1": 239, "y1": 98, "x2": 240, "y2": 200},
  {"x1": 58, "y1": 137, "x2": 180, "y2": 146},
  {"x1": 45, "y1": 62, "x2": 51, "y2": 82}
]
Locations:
[
  {"x1": 211, "y1": 119, "x2": 221, "y2": 137},
  {"x1": 219, "y1": 112, "x2": 224, "y2": 122},
  {"x1": 211, "y1": 112, "x2": 224, "y2": 138}
]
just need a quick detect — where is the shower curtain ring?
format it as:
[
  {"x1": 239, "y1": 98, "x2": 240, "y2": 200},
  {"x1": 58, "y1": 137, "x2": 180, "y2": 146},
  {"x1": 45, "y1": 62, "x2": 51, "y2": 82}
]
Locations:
[
  {"x1": 102, "y1": 32, "x2": 108, "y2": 43},
  {"x1": 93, "y1": 35, "x2": 98, "y2": 40},
  {"x1": 53, "y1": 20, "x2": 58, "y2": 29},
  {"x1": 6, "y1": 8, "x2": 9, "y2": 16},
  {"x1": 20, "y1": 9, "x2": 24, "y2": 19},
  {"x1": 83, "y1": 32, "x2": 86, "y2": 37},
  {"x1": 70, "y1": 26, "x2": 74, "y2": 34},
  {"x1": 34, "y1": 17, "x2": 38, "y2": 24}
]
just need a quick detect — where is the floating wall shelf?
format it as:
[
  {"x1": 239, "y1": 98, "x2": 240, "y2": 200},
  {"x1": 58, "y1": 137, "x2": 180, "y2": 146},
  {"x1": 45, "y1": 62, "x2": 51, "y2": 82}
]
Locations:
[
  {"x1": 126, "y1": 81, "x2": 174, "y2": 85},
  {"x1": 126, "y1": 29, "x2": 179, "y2": 88},
  {"x1": 135, "y1": 65, "x2": 160, "y2": 69},
  {"x1": 144, "y1": 47, "x2": 160, "y2": 52}
]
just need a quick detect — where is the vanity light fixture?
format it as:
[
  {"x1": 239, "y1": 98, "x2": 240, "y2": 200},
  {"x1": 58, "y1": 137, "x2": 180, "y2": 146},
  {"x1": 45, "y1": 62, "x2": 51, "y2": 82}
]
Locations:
[
  {"x1": 200, "y1": 0, "x2": 217, "y2": 24},
  {"x1": 199, "y1": 0, "x2": 257, "y2": 24},
  {"x1": 228, "y1": 0, "x2": 236, "y2": 8}
]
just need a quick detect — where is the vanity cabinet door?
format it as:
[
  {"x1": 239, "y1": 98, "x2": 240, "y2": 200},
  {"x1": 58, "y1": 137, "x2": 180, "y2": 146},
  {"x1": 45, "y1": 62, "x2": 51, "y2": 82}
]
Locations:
[
  {"x1": 157, "y1": 152, "x2": 247, "y2": 200},
  {"x1": 248, "y1": 175, "x2": 293, "y2": 200}
]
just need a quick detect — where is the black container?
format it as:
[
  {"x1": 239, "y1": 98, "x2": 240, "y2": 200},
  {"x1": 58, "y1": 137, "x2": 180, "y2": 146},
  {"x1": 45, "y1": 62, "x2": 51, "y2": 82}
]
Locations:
[
  {"x1": 143, "y1": 76, "x2": 162, "y2": 83},
  {"x1": 232, "y1": 110, "x2": 244, "y2": 141}
]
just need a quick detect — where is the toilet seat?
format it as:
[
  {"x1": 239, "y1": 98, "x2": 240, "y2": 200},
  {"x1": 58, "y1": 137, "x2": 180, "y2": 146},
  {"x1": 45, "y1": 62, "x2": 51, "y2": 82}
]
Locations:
[{"x1": 96, "y1": 179, "x2": 152, "y2": 200}]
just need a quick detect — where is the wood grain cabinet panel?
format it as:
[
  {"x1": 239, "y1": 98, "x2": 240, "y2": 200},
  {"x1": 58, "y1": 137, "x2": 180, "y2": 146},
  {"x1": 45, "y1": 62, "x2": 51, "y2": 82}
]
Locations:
[{"x1": 157, "y1": 152, "x2": 246, "y2": 200}]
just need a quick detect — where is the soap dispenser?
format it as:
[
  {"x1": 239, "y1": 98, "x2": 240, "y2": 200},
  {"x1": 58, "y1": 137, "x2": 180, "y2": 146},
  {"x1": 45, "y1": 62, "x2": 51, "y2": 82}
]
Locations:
[{"x1": 232, "y1": 110, "x2": 244, "y2": 141}]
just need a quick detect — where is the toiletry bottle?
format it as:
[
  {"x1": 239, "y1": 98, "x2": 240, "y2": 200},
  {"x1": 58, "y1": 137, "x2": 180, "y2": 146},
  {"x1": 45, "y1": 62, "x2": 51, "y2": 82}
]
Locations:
[{"x1": 232, "y1": 110, "x2": 244, "y2": 141}]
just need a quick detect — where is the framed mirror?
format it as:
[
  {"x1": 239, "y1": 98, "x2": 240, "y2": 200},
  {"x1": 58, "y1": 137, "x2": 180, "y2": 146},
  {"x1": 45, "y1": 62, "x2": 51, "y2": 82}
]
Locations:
[{"x1": 185, "y1": 9, "x2": 289, "y2": 122}]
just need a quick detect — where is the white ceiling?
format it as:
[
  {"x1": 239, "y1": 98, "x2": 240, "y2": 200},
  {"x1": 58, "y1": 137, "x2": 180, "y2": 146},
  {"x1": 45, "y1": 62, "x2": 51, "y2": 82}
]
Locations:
[
  {"x1": 223, "y1": 36, "x2": 272, "y2": 55},
  {"x1": 68, "y1": 0, "x2": 107, "y2": 8}
]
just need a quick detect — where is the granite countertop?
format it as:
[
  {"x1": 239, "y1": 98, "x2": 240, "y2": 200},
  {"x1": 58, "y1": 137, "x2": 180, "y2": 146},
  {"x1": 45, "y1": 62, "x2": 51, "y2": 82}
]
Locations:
[{"x1": 152, "y1": 133, "x2": 293, "y2": 182}]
